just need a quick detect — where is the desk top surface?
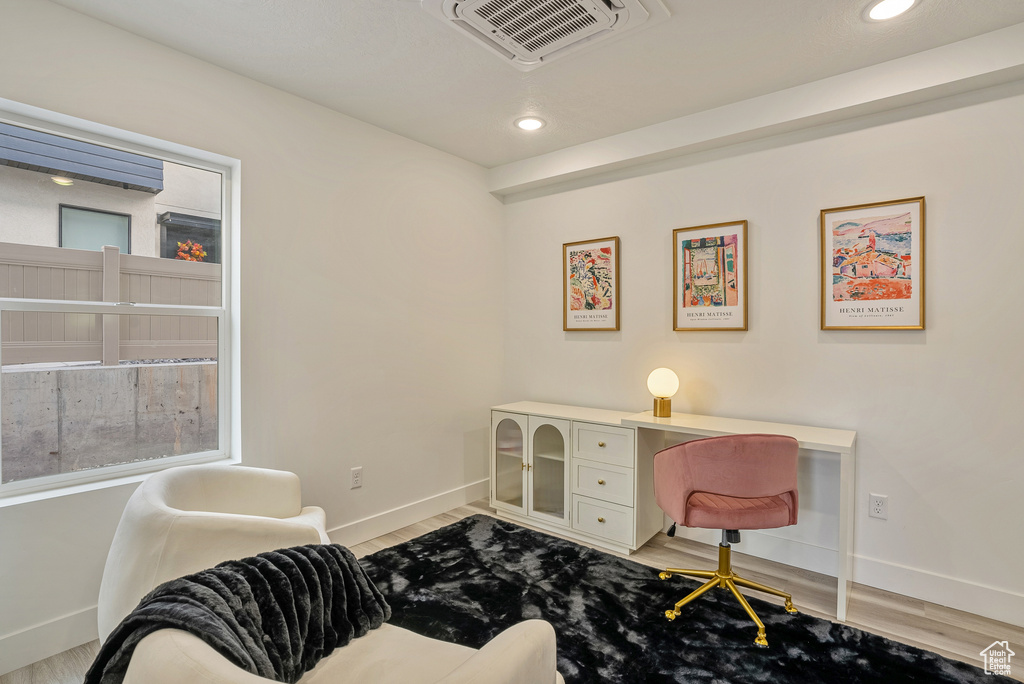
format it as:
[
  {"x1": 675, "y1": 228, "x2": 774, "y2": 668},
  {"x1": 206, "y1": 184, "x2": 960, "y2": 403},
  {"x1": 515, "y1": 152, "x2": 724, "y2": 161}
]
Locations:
[
  {"x1": 622, "y1": 411, "x2": 856, "y2": 454},
  {"x1": 493, "y1": 402, "x2": 856, "y2": 455},
  {"x1": 493, "y1": 401, "x2": 636, "y2": 426}
]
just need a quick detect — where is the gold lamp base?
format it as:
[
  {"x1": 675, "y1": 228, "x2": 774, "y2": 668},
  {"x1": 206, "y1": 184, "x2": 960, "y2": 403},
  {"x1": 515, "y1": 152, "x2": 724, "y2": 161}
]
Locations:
[{"x1": 653, "y1": 397, "x2": 672, "y2": 417}]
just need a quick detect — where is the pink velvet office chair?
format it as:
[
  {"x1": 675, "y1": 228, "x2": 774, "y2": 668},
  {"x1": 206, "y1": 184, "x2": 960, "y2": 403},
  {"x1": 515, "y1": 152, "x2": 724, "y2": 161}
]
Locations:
[{"x1": 654, "y1": 433, "x2": 800, "y2": 647}]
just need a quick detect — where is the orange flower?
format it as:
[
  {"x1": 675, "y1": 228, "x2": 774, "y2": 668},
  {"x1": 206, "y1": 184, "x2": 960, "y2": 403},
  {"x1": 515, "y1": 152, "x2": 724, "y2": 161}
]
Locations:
[{"x1": 176, "y1": 240, "x2": 206, "y2": 262}]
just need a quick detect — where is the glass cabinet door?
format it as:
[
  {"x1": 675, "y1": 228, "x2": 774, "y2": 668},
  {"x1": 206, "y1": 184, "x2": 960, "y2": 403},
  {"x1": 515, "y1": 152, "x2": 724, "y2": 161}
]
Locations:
[
  {"x1": 528, "y1": 417, "x2": 570, "y2": 525},
  {"x1": 493, "y1": 414, "x2": 526, "y2": 511}
]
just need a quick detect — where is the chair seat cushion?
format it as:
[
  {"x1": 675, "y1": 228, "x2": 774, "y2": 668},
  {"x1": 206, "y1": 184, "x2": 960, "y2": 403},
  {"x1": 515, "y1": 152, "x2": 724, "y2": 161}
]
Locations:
[
  {"x1": 303, "y1": 624, "x2": 476, "y2": 683},
  {"x1": 686, "y1": 491, "x2": 794, "y2": 530},
  {"x1": 123, "y1": 624, "x2": 478, "y2": 684}
]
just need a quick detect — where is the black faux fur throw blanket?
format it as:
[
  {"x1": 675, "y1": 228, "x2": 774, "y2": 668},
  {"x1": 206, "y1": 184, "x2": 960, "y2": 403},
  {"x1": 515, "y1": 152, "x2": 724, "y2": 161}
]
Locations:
[{"x1": 84, "y1": 544, "x2": 391, "y2": 684}]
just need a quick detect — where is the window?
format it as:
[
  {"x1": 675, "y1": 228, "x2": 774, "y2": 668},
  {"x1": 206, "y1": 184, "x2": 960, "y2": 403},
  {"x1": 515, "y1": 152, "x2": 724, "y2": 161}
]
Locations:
[
  {"x1": 60, "y1": 205, "x2": 131, "y2": 253},
  {"x1": 0, "y1": 100, "x2": 239, "y2": 498},
  {"x1": 158, "y1": 212, "x2": 222, "y2": 263}
]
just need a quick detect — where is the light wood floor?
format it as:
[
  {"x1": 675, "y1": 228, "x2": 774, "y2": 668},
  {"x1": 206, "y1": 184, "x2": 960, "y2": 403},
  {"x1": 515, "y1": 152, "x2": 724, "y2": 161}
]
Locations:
[{"x1": 6, "y1": 500, "x2": 1022, "y2": 683}]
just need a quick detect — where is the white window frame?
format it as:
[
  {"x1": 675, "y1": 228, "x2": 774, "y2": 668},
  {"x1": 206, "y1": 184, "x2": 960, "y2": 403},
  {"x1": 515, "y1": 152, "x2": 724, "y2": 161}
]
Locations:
[{"x1": 0, "y1": 98, "x2": 241, "y2": 502}]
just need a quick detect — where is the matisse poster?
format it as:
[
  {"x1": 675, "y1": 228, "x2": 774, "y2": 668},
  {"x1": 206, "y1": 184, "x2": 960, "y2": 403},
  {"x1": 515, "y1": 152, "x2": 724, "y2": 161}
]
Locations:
[
  {"x1": 563, "y1": 236, "x2": 620, "y2": 331},
  {"x1": 821, "y1": 197, "x2": 925, "y2": 330},
  {"x1": 674, "y1": 221, "x2": 747, "y2": 331}
]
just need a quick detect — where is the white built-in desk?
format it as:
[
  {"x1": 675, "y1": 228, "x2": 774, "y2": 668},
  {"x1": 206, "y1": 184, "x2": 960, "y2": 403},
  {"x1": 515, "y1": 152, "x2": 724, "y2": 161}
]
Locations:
[{"x1": 621, "y1": 411, "x2": 857, "y2": 622}]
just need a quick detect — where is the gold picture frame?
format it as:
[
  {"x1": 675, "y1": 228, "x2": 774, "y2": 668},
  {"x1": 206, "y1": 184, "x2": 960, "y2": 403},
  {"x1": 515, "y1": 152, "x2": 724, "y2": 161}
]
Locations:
[
  {"x1": 673, "y1": 221, "x2": 747, "y2": 331},
  {"x1": 563, "y1": 236, "x2": 620, "y2": 331},
  {"x1": 820, "y1": 197, "x2": 925, "y2": 330}
]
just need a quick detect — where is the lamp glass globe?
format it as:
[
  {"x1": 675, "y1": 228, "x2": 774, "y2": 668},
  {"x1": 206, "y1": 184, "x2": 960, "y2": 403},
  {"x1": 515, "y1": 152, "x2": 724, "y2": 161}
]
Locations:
[{"x1": 647, "y1": 368, "x2": 679, "y2": 398}]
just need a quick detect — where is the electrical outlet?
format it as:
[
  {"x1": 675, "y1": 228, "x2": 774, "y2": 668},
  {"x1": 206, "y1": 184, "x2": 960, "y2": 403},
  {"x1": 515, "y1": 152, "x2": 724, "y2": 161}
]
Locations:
[
  {"x1": 868, "y1": 493, "x2": 888, "y2": 520},
  {"x1": 350, "y1": 466, "x2": 363, "y2": 489}
]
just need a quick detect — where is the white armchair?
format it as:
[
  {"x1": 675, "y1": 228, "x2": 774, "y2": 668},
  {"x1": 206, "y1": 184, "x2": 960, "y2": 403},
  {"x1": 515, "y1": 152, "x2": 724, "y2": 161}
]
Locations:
[
  {"x1": 97, "y1": 463, "x2": 564, "y2": 684},
  {"x1": 97, "y1": 463, "x2": 331, "y2": 642},
  {"x1": 123, "y1": 620, "x2": 562, "y2": 684}
]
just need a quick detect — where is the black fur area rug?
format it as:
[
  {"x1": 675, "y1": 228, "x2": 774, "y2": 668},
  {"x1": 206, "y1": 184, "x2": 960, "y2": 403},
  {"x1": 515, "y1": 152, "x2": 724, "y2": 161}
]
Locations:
[{"x1": 359, "y1": 515, "x2": 1014, "y2": 684}]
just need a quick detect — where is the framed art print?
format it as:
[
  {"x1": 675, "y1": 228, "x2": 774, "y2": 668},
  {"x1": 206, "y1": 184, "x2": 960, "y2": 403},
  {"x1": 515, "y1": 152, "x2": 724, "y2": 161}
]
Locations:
[
  {"x1": 563, "y1": 236, "x2": 620, "y2": 331},
  {"x1": 673, "y1": 221, "x2": 747, "y2": 331},
  {"x1": 820, "y1": 197, "x2": 925, "y2": 330}
]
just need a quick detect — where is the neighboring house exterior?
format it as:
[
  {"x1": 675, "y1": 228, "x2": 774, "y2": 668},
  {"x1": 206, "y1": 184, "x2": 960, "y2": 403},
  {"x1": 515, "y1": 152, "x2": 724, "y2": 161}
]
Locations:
[{"x1": 0, "y1": 121, "x2": 221, "y2": 261}]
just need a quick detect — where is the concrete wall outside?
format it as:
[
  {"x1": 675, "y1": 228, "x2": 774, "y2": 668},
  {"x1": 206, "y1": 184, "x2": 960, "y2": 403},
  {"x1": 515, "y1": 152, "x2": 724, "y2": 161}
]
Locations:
[{"x1": 1, "y1": 362, "x2": 217, "y2": 483}]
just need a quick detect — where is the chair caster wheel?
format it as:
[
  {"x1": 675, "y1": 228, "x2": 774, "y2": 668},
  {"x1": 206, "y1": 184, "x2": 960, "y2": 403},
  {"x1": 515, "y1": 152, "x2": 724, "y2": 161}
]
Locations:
[
  {"x1": 659, "y1": 571, "x2": 673, "y2": 580},
  {"x1": 754, "y1": 630, "x2": 768, "y2": 647},
  {"x1": 664, "y1": 610, "x2": 678, "y2": 621}
]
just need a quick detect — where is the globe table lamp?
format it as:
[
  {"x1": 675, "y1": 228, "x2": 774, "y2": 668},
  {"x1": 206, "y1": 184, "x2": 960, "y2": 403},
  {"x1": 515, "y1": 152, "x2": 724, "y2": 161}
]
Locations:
[{"x1": 647, "y1": 368, "x2": 679, "y2": 418}]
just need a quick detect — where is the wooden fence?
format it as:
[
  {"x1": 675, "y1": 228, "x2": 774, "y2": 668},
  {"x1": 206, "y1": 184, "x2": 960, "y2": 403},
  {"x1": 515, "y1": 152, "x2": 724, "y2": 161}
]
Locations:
[{"x1": 0, "y1": 241, "x2": 220, "y2": 365}]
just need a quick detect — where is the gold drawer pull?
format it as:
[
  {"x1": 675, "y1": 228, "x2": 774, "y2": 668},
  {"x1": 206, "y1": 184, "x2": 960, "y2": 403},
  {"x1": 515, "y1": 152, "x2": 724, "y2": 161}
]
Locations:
[
  {"x1": 598, "y1": 479, "x2": 606, "y2": 485},
  {"x1": 598, "y1": 441, "x2": 606, "y2": 447},
  {"x1": 597, "y1": 517, "x2": 606, "y2": 523}
]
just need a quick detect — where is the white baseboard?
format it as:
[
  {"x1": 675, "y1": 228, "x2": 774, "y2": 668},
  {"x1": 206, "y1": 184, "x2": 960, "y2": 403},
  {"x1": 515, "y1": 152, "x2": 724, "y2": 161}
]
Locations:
[
  {"x1": 671, "y1": 527, "x2": 1024, "y2": 627},
  {"x1": 327, "y1": 478, "x2": 490, "y2": 548},
  {"x1": 852, "y1": 554, "x2": 1024, "y2": 628},
  {"x1": 0, "y1": 606, "x2": 97, "y2": 676}
]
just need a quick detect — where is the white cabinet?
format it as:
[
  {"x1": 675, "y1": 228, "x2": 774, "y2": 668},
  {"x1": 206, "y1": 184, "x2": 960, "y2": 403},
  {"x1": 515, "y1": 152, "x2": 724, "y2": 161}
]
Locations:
[
  {"x1": 574, "y1": 423, "x2": 634, "y2": 467},
  {"x1": 570, "y1": 422, "x2": 641, "y2": 548},
  {"x1": 491, "y1": 411, "x2": 570, "y2": 527},
  {"x1": 572, "y1": 496, "x2": 634, "y2": 547},
  {"x1": 572, "y1": 459, "x2": 632, "y2": 507},
  {"x1": 527, "y1": 416, "x2": 571, "y2": 526},
  {"x1": 492, "y1": 412, "x2": 528, "y2": 513},
  {"x1": 491, "y1": 402, "x2": 663, "y2": 555}
]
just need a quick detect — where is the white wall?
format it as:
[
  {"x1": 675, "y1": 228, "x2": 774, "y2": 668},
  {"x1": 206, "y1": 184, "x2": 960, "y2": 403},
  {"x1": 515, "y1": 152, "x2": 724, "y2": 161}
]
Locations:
[
  {"x1": 502, "y1": 90, "x2": 1024, "y2": 624},
  {"x1": 0, "y1": 0, "x2": 504, "y2": 672}
]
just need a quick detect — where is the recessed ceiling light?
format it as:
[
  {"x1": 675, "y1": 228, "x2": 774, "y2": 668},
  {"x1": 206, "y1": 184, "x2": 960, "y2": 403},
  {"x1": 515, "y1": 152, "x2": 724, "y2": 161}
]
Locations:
[
  {"x1": 868, "y1": 0, "x2": 916, "y2": 21},
  {"x1": 515, "y1": 117, "x2": 545, "y2": 131},
  {"x1": 51, "y1": 176, "x2": 74, "y2": 186}
]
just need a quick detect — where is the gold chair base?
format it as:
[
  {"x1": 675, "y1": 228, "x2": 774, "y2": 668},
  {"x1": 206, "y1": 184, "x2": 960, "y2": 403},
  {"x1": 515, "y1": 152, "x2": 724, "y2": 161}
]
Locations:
[{"x1": 660, "y1": 543, "x2": 797, "y2": 647}]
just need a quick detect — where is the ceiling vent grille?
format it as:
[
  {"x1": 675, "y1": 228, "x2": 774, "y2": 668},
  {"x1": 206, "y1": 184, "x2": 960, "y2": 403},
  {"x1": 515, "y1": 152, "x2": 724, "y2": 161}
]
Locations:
[
  {"x1": 422, "y1": 0, "x2": 669, "y2": 71},
  {"x1": 466, "y1": 0, "x2": 612, "y2": 58}
]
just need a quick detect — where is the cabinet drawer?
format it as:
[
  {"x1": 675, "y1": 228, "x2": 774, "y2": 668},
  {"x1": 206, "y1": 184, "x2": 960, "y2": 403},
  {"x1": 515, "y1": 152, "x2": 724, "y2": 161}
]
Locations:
[
  {"x1": 572, "y1": 495, "x2": 633, "y2": 547},
  {"x1": 573, "y1": 423, "x2": 634, "y2": 468},
  {"x1": 573, "y1": 460, "x2": 633, "y2": 507}
]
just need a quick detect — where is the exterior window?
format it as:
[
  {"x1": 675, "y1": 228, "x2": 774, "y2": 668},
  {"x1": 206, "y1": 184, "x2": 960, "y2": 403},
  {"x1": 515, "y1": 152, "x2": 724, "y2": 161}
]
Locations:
[
  {"x1": 158, "y1": 212, "x2": 222, "y2": 263},
  {"x1": 60, "y1": 205, "x2": 131, "y2": 253},
  {"x1": 0, "y1": 109, "x2": 237, "y2": 497}
]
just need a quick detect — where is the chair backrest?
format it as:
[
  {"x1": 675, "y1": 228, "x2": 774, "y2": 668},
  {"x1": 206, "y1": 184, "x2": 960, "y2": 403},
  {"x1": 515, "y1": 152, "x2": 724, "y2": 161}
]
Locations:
[
  {"x1": 653, "y1": 434, "x2": 799, "y2": 527},
  {"x1": 151, "y1": 463, "x2": 304, "y2": 517},
  {"x1": 97, "y1": 464, "x2": 327, "y2": 642}
]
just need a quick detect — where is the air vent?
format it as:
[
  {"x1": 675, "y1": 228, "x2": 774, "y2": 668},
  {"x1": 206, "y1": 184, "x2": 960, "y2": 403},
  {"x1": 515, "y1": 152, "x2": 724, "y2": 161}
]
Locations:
[{"x1": 422, "y1": 0, "x2": 669, "y2": 71}]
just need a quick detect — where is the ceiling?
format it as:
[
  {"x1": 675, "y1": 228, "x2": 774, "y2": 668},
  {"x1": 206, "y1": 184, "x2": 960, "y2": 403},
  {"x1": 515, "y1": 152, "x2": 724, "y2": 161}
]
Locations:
[{"x1": 49, "y1": 0, "x2": 1024, "y2": 169}]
